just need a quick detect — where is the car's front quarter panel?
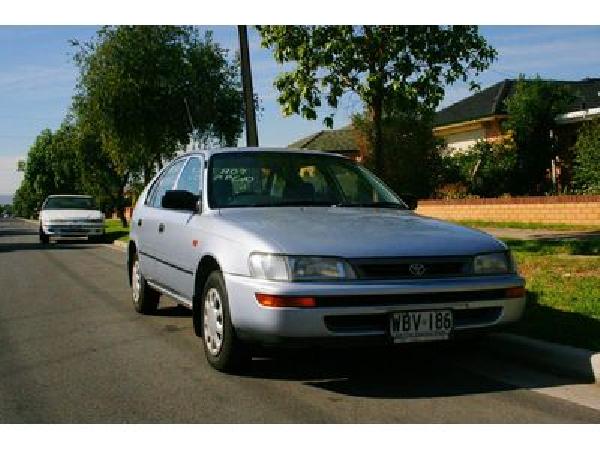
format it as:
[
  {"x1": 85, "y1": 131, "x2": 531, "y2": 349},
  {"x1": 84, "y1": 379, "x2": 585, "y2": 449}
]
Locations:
[{"x1": 194, "y1": 212, "x2": 284, "y2": 278}]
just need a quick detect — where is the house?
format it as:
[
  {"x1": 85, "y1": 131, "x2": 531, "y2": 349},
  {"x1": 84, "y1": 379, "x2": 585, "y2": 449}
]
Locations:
[
  {"x1": 434, "y1": 78, "x2": 600, "y2": 155},
  {"x1": 288, "y1": 125, "x2": 362, "y2": 160}
]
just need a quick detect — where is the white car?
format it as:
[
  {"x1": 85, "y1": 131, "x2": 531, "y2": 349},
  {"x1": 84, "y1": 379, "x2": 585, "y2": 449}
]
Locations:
[
  {"x1": 39, "y1": 195, "x2": 105, "y2": 243},
  {"x1": 128, "y1": 148, "x2": 526, "y2": 373}
]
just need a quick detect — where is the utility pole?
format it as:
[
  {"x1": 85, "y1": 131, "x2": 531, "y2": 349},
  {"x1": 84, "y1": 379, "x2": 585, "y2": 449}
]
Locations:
[{"x1": 238, "y1": 25, "x2": 259, "y2": 147}]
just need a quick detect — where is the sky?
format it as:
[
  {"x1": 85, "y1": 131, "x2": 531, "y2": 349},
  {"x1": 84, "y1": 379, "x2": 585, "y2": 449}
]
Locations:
[{"x1": 1, "y1": 25, "x2": 600, "y2": 196}]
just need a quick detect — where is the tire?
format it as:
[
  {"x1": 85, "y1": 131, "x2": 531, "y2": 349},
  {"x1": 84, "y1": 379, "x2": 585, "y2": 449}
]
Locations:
[
  {"x1": 200, "y1": 270, "x2": 249, "y2": 373},
  {"x1": 131, "y1": 253, "x2": 160, "y2": 314},
  {"x1": 39, "y1": 226, "x2": 49, "y2": 244}
]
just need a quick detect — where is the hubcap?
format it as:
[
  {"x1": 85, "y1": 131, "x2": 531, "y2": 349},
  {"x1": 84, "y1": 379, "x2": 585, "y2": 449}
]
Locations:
[
  {"x1": 203, "y1": 288, "x2": 224, "y2": 356},
  {"x1": 132, "y1": 259, "x2": 141, "y2": 305}
]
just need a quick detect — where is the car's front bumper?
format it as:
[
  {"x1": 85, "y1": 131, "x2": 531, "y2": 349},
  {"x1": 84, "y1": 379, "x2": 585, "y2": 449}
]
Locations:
[
  {"x1": 42, "y1": 223, "x2": 105, "y2": 237},
  {"x1": 224, "y1": 273, "x2": 526, "y2": 346}
]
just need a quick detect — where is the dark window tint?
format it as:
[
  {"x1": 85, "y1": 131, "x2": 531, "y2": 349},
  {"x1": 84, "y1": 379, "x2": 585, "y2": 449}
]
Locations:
[{"x1": 43, "y1": 196, "x2": 95, "y2": 210}]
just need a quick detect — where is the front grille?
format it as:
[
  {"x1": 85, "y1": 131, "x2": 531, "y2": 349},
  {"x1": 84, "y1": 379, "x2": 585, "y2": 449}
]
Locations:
[
  {"x1": 324, "y1": 307, "x2": 502, "y2": 333},
  {"x1": 49, "y1": 218, "x2": 103, "y2": 224},
  {"x1": 350, "y1": 257, "x2": 472, "y2": 280},
  {"x1": 314, "y1": 288, "x2": 506, "y2": 308}
]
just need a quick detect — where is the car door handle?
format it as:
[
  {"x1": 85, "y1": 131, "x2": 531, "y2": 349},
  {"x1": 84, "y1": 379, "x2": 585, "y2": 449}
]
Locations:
[
  {"x1": 158, "y1": 223, "x2": 165, "y2": 233},
  {"x1": 137, "y1": 218, "x2": 142, "y2": 227}
]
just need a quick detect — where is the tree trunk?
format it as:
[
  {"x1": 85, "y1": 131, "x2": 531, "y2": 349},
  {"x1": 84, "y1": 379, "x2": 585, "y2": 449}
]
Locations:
[
  {"x1": 116, "y1": 173, "x2": 129, "y2": 228},
  {"x1": 371, "y1": 95, "x2": 384, "y2": 177},
  {"x1": 117, "y1": 206, "x2": 128, "y2": 229}
]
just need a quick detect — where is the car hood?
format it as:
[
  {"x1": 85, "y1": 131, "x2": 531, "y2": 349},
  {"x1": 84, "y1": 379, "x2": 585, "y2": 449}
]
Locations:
[
  {"x1": 217, "y1": 207, "x2": 506, "y2": 257},
  {"x1": 41, "y1": 209, "x2": 104, "y2": 221}
]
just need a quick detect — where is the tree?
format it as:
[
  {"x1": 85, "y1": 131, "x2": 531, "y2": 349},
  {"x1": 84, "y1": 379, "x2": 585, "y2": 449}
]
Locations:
[
  {"x1": 73, "y1": 120, "x2": 132, "y2": 227},
  {"x1": 573, "y1": 119, "x2": 600, "y2": 194},
  {"x1": 72, "y1": 26, "x2": 244, "y2": 184},
  {"x1": 257, "y1": 25, "x2": 496, "y2": 175},
  {"x1": 352, "y1": 110, "x2": 443, "y2": 198},
  {"x1": 450, "y1": 139, "x2": 519, "y2": 197},
  {"x1": 13, "y1": 125, "x2": 84, "y2": 218},
  {"x1": 504, "y1": 76, "x2": 575, "y2": 194},
  {"x1": 13, "y1": 183, "x2": 37, "y2": 218}
]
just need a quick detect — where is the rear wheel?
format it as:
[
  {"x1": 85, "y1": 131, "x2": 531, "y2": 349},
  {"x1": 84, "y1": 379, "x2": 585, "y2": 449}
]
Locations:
[
  {"x1": 39, "y1": 226, "x2": 49, "y2": 244},
  {"x1": 131, "y1": 253, "x2": 160, "y2": 314},
  {"x1": 201, "y1": 271, "x2": 249, "y2": 373}
]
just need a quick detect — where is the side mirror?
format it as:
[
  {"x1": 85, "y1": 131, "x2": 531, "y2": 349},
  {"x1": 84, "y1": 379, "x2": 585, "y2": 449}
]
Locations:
[
  {"x1": 400, "y1": 193, "x2": 418, "y2": 210},
  {"x1": 162, "y1": 190, "x2": 200, "y2": 212}
]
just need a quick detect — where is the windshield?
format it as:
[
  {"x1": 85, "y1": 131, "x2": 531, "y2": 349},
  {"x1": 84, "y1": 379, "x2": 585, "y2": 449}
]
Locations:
[
  {"x1": 43, "y1": 196, "x2": 96, "y2": 210},
  {"x1": 208, "y1": 152, "x2": 406, "y2": 209}
]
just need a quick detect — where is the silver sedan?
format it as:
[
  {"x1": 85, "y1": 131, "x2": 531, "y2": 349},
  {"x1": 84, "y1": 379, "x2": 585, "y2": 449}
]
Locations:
[{"x1": 127, "y1": 148, "x2": 525, "y2": 372}]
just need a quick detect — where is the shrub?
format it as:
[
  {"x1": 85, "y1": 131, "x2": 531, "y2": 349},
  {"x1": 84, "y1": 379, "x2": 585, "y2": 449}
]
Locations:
[
  {"x1": 442, "y1": 139, "x2": 519, "y2": 198},
  {"x1": 573, "y1": 119, "x2": 600, "y2": 194}
]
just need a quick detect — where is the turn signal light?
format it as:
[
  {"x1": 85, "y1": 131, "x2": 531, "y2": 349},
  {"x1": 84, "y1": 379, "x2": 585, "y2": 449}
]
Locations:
[
  {"x1": 255, "y1": 293, "x2": 316, "y2": 308},
  {"x1": 505, "y1": 286, "x2": 526, "y2": 298}
]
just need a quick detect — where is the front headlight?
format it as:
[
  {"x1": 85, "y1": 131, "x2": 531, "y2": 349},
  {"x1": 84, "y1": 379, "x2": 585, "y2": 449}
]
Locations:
[
  {"x1": 249, "y1": 253, "x2": 356, "y2": 281},
  {"x1": 473, "y1": 252, "x2": 513, "y2": 274}
]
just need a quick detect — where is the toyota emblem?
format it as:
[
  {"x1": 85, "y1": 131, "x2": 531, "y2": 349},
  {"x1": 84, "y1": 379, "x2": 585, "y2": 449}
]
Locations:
[{"x1": 408, "y1": 263, "x2": 426, "y2": 277}]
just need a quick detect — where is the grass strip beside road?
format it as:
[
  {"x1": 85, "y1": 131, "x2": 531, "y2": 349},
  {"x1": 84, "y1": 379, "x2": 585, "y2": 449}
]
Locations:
[
  {"x1": 503, "y1": 236, "x2": 600, "y2": 351},
  {"x1": 104, "y1": 218, "x2": 130, "y2": 243},
  {"x1": 451, "y1": 220, "x2": 599, "y2": 231}
]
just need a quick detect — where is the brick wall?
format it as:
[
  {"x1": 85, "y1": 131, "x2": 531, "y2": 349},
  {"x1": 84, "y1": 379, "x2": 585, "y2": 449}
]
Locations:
[
  {"x1": 416, "y1": 195, "x2": 600, "y2": 226},
  {"x1": 110, "y1": 207, "x2": 133, "y2": 221}
]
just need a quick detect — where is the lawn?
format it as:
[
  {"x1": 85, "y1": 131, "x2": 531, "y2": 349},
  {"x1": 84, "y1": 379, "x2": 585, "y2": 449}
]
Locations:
[
  {"x1": 104, "y1": 218, "x2": 130, "y2": 243},
  {"x1": 503, "y1": 236, "x2": 600, "y2": 351},
  {"x1": 450, "y1": 219, "x2": 599, "y2": 231}
]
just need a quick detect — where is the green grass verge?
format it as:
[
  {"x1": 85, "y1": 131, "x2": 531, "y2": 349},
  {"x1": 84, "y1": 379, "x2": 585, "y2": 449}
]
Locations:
[
  {"x1": 502, "y1": 236, "x2": 600, "y2": 351},
  {"x1": 451, "y1": 219, "x2": 599, "y2": 231},
  {"x1": 104, "y1": 218, "x2": 130, "y2": 243}
]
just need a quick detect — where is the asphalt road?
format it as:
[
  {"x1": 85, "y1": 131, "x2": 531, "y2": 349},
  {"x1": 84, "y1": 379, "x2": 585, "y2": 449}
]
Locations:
[{"x1": 1, "y1": 218, "x2": 600, "y2": 423}]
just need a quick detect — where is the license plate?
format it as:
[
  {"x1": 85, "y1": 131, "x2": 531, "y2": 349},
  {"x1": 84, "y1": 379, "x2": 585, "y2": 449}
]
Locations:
[{"x1": 390, "y1": 310, "x2": 453, "y2": 343}]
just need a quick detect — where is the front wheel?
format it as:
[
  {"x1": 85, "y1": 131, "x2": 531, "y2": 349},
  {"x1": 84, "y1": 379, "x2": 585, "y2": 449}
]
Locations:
[
  {"x1": 39, "y1": 226, "x2": 49, "y2": 244},
  {"x1": 131, "y1": 253, "x2": 160, "y2": 314},
  {"x1": 201, "y1": 271, "x2": 249, "y2": 373}
]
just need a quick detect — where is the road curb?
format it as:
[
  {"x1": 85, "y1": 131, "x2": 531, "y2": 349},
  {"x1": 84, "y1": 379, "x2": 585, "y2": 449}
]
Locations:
[
  {"x1": 483, "y1": 332, "x2": 600, "y2": 384},
  {"x1": 18, "y1": 218, "x2": 38, "y2": 225},
  {"x1": 111, "y1": 240, "x2": 127, "y2": 252}
]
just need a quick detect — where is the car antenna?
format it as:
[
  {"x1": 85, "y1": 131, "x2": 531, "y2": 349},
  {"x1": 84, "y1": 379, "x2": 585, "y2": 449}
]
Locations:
[{"x1": 184, "y1": 97, "x2": 197, "y2": 151}]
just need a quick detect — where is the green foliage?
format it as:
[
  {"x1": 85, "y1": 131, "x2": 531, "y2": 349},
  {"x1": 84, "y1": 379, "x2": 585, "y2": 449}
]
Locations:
[
  {"x1": 352, "y1": 112, "x2": 443, "y2": 198},
  {"x1": 13, "y1": 125, "x2": 84, "y2": 218},
  {"x1": 72, "y1": 26, "x2": 244, "y2": 181},
  {"x1": 73, "y1": 121, "x2": 132, "y2": 226},
  {"x1": 257, "y1": 25, "x2": 496, "y2": 174},
  {"x1": 572, "y1": 119, "x2": 600, "y2": 194},
  {"x1": 504, "y1": 75, "x2": 575, "y2": 194},
  {"x1": 448, "y1": 140, "x2": 519, "y2": 197}
]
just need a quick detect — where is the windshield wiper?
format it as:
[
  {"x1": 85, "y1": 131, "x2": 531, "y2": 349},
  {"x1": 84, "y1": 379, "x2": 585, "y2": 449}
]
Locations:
[{"x1": 334, "y1": 201, "x2": 407, "y2": 209}]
